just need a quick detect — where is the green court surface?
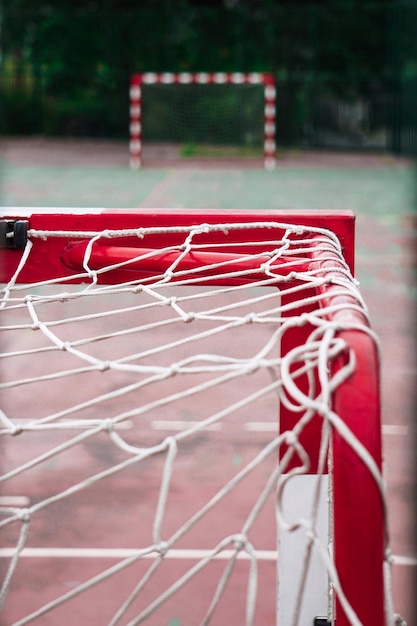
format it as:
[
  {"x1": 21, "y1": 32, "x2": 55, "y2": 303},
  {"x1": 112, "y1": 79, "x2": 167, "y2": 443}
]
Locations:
[
  {"x1": 1, "y1": 155, "x2": 414, "y2": 217},
  {"x1": 0, "y1": 139, "x2": 416, "y2": 623},
  {"x1": 1, "y1": 143, "x2": 415, "y2": 301}
]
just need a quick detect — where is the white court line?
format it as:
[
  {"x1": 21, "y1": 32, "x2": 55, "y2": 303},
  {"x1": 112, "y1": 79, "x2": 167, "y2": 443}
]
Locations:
[
  {"x1": 0, "y1": 496, "x2": 30, "y2": 507},
  {"x1": 152, "y1": 421, "x2": 270, "y2": 432},
  {"x1": 392, "y1": 555, "x2": 417, "y2": 567},
  {"x1": 0, "y1": 547, "x2": 415, "y2": 566},
  {"x1": 0, "y1": 547, "x2": 277, "y2": 561},
  {"x1": 7, "y1": 420, "x2": 407, "y2": 435},
  {"x1": 152, "y1": 420, "x2": 222, "y2": 431},
  {"x1": 245, "y1": 422, "x2": 409, "y2": 435},
  {"x1": 0, "y1": 207, "x2": 105, "y2": 217},
  {"x1": 12, "y1": 419, "x2": 133, "y2": 430},
  {"x1": 382, "y1": 425, "x2": 409, "y2": 436},
  {"x1": 245, "y1": 422, "x2": 275, "y2": 432}
]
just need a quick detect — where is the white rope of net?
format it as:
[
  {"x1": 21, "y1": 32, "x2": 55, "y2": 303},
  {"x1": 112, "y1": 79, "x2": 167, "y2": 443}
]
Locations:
[{"x1": 0, "y1": 220, "x2": 395, "y2": 625}]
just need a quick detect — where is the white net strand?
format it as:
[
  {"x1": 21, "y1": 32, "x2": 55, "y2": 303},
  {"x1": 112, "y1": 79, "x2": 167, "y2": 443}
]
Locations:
[{"x1": 0, "y1": 219, "x2": 395, "y2": 625}]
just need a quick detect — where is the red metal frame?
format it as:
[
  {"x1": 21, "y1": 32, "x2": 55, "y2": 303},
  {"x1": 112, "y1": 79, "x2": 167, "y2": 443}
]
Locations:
[
  {"x1": 0, "y1": 208, "x2": 384, "y2": 626},
  {"x1": 0, "y1": 209, "x2": 355, "y2": 285},
  {"x1": 129, "y1": 72, "x2": 276, "y2": 170},
  {"x1": 279, "y1": 239, "x2": 383, "y2": 624}
]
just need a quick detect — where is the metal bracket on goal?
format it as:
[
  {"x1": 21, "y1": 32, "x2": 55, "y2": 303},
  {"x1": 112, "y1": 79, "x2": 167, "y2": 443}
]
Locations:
[
  {"x1": 314, "y1": 619, "x2": 332, "y2": 626},
  {"x1": 0, "y1": 219, "x2": 28, "y2": 250}
]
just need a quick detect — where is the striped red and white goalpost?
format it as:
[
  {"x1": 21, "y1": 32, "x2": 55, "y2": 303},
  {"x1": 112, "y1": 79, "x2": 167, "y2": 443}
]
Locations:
[{"x1": 129, "y1": 72, "x2": 276, "y2": 170}]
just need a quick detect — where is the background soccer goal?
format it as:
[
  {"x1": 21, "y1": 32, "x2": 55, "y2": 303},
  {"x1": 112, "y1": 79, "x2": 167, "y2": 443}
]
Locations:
[
  {"x1": 0, "y1": 208, "x2": 395, "y2": 625},
  {"x1": 129, "y1": 73, "x2": 276, "y2": 170}
]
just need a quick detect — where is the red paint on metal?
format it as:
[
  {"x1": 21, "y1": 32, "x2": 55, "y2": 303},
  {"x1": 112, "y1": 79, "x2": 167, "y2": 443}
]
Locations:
[
  {"x1": 61, "y1": 241, "x2": 307, "y2": 287},
  {"x1": 0, "y1": 208, "x2": 385, "y2": 624},
  {"x1": 311, "y1": 235, "x2": 384, "y2": 625},
  {"x1": 0, "y1": 209, "x2": 355, "y2": 284},
  {"x1": 332, "y1": 330, "x2": 384, "y2": 626}
]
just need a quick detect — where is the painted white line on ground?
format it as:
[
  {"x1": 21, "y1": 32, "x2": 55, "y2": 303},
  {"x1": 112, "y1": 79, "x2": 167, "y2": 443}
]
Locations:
[
  {"x1": 113, "y1": 421, "x2": 134, "y2": 430},
  {"x1": 8, "y1": 420, "x2": 409, "y2": 435},
  {"x1": 245, "y1": 422, "x2": 275, "y2": 432},
  {"x1": 392, "y1": 555, "x2": 417, "y2": 567},
  {"x1": 247, "y1": 423, "x2": 409, "y2": 436},
  {"x1": 0, "y1": 496, "x2": 30, "y2": 507},
  {"x1": 382, "y1": 425, "x2": 409, "y2": 436},
  {"x1": 0, "y1": 207, "x2": 105, "y2": 217},
  {"x1": 1, "y1": 547, "x2": 414, "y2": 566},
  {"x1": 152, "y1": 420, "x2": 222, "y2": 431},
  {"x1": 12, "y1": 419, "x2": 133, "y2": 430},
  {"x1": 153, "y1": 421, "x2": 273, "y2": 433},
  {"x1": 0, "y1": 547, "x2": 277, "y2": 561}
]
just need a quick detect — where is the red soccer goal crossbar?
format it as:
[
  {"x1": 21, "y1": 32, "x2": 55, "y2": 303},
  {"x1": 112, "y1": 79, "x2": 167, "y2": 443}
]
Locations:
[
  {"x1": 129, "y1": 72, "x2": 276, "y2": 170},
  {"x1": 0, "y1": 209, "x2": 385, "y2": 625}
]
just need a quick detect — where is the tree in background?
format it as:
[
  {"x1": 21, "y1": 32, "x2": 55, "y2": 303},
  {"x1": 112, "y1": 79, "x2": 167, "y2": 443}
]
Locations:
[{"x1": 0, "y1": 0, "x2": 414, "y2": 151}]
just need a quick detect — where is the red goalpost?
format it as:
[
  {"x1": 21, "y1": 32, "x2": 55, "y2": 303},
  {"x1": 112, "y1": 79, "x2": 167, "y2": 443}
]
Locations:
[{"x1": 0, "y1": 208, "x2": 392, "y2": 625}]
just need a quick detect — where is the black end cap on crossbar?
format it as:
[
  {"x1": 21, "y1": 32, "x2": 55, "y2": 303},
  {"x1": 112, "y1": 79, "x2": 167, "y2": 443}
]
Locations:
[{"x1": 0, "y1": 220, "x2": 28, "y2": 249}]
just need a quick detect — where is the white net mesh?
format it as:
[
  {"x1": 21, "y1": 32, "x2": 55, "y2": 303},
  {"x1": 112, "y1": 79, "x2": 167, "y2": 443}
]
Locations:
[
  {"x1": 0, "y1": 218, "x2": 393, "y2": 625},
  {"x1": 141, "y1": 83, "x2": 264, "y2": 161}
]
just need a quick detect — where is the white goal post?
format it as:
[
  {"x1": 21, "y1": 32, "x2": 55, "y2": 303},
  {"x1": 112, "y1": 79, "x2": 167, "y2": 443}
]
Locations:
[{"x1": 129, "y1": 72, "x2": 276, "y2": 170}]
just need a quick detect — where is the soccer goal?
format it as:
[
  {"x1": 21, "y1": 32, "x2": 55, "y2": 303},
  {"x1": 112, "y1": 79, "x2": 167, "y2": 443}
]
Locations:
[
  {"x1": 129, "y1": 72, "x2": 276, "y2": 170},
  {"x1": 0, "y1": 208, "x2": 397, "y2": 625}
]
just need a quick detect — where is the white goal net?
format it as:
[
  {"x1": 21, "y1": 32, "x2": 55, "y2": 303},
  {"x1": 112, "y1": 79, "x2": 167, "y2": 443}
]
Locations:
[{"x1": 0, "y1": 210, "x2": 400, "y2": 625}]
